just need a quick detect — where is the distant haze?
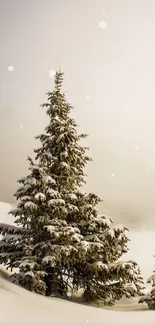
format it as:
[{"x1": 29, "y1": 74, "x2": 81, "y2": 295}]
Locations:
[{"x1": 1, "y1": 0, "x2": 155, "y2": 228}]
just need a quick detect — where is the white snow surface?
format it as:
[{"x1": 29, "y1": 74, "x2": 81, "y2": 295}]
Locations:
[
  {"x1": 0, "y1": 202, "x2": 155, "y2": 324},
  {"x1": 0, "y1": 276, "x2": 154, "y2": 325}
]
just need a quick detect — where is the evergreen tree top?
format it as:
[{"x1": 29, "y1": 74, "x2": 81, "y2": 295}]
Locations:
[{"x1": 35, "y1": 71, "x2": 91, "y2": 192}]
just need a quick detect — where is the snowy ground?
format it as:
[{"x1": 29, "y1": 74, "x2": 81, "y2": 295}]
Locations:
[
  {"x1": 0, "y1": 276, "x2": 154, "y2": 325},
  {"x1": 0, "y1": 202, "x2": 155, "y2": 324}
]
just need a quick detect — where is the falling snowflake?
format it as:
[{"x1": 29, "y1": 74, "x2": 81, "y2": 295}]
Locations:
[
  {"x1": 99, "y1": 20, "x2": 106, "y2": 29},
  {"x1": 111, "y1": 173, "x2": 115, "y2": 177},
  {"x1": 86, "y1": 96, "x2": 90, "y2": 100},
  {"x1": 49, "y1": 69, "x2": 56, "y2": 78},
  {"x1": 20, "y1": 124, "x2": 23, "y2": 129},
  {"x1": 8, "y1": 66, "x2": 14, "y2": 72},
  {"x1": 54, "y1": 28, "x2": 58, "y2": 32}
]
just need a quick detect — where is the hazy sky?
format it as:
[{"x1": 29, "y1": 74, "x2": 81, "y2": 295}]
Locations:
[{"x1": 1, "y1": 0, "x2": 155, "y2": 227}]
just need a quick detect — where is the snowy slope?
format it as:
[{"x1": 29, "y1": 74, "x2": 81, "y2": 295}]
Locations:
[
  {"x1": 0, "y1": 276, "x2": 154, "y2": 325},
  {"x1": 0, "y1": 202, "x2": 14, "y2": 225},
  {"x1": 126, "y1": 230, "x2": 155, "y2": 285}
]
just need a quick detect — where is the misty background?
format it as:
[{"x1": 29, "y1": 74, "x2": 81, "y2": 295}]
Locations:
[{"x1": 0, "y1": 0, "x2": 155, "y2": 228}]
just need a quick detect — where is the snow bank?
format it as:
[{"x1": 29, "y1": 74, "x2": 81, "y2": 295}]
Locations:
[
  {"x1": 0, "y1": 202, "x2": 14, "y2": 225},
  {"x1": 125, "y1": 230, "x2": 155, "y2": 285},
  {"x1": 0, "y1": 276, "x2": 154, "y2": 325}
]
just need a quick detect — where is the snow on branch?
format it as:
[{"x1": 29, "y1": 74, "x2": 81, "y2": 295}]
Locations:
[{"x1": 0, "y1": 223, "x2": 24, "y2": 234}]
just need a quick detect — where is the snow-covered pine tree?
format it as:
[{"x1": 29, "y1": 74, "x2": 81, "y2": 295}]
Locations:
[
  {"x1": 31, "y1": 71, "x2": 144, "y2": 303},
  {"x1": 139, "y1": 260, "x2": 155, "y2": 309},
  {"x1": 0, "y1": 71, "x2": 90, "y2": 297},
  {"x1": 0, "y1": 71, "x2": 144, "y2": 303}
]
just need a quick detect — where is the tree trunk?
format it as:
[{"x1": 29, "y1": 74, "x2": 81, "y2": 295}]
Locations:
[{"x1": 44, "y1": 266, "x2": 54, "y2": 296}]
